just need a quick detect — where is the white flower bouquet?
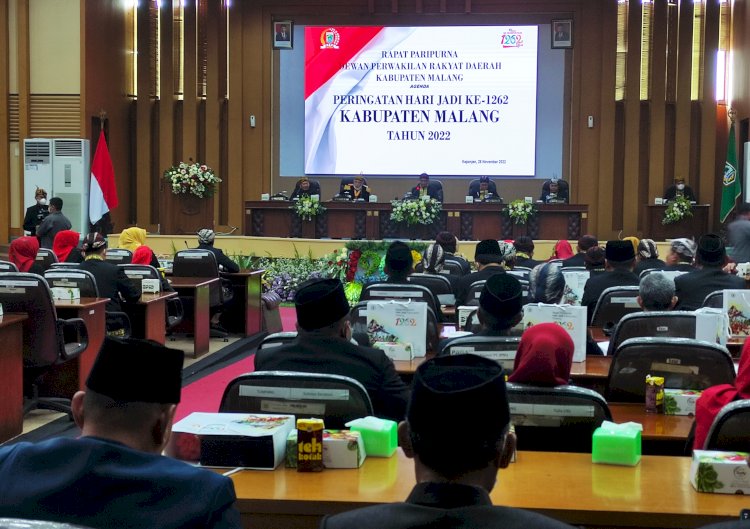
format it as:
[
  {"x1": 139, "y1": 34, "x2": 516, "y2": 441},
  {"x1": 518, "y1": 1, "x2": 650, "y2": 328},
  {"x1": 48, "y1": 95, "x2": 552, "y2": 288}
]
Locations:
[
  {"x1": 163, "y1": 162, "x2": 221, "y2": 198},
  {"x1": 503, "y1": 199, "x2": 536, "y2": 225},
  {"x1": 662, "y1": 196, "x2": 693, "y2": 225},
  {"x1": 292, "y1": 196, "x2": 326, "y2": 221},
  {"x1": 390, "y1": 198, "x2": 442, "y2": 226}
]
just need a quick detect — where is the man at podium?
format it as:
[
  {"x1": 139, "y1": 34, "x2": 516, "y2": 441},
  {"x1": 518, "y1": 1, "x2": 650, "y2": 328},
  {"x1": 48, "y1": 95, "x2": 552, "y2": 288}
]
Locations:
[
  {"x1": 340, "y1": 174, "x2": 371, "y2": 201},
  {"x1": 467, "y1": 176, "x2": 499, "y2": 202},
  {"x1": 409, "y1": 173, "x2": 443, "y2": 202},
  {"x1": 663, "y1": 177, "x2": 696, "y2": 202},
  {"x1": 539, "y1": 179, "x2": 568, "y2": 204}
]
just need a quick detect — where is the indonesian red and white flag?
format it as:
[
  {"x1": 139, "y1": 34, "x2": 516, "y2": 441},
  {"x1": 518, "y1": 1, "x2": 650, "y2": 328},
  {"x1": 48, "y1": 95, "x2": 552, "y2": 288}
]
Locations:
[{"x1": 89, "y1": 130, "x2": 118, "y2": 224}]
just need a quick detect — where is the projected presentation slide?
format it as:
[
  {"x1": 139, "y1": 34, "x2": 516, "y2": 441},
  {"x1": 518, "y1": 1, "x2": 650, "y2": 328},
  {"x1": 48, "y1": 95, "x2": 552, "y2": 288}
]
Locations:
[{"x1": 304, "y1": 25, "x2": 538, "y2": 176}]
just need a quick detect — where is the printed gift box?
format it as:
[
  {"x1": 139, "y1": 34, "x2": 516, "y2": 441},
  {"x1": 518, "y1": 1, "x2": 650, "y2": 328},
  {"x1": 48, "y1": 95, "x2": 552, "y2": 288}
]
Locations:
[
  {"x1": 691, "y1": 450, "x2": 750, "y2": 494},
  {"x1": 373, "y1": 341, "x2": 413, "y2": 361},
  {"x1": 663, "y1": 389, "x2": 702, "y2": 416},
  {"x1": 286, "y1": 429, "x2": 366, "y2": 469}
]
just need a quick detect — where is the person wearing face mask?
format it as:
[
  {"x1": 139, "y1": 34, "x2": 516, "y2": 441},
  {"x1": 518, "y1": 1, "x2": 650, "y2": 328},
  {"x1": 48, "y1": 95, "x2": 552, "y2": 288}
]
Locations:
[
  {"x1": 663, "y1": 177, "x2": 696, "y2": 202},
  {"x1": 23, "y1": 187, "x2": 50, "y2": 235}
]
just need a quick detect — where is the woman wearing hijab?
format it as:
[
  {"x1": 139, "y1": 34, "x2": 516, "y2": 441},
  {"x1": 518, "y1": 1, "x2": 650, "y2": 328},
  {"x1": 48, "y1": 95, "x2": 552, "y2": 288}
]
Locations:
[
  {"x1": 508, "y1": 323, "x2": 575, "y2": 386},
  {"x1": 119, "y1": 226, "x2": 161, "y2": 269},
  {"x1": 634, "y1": 238, "x2": 665, "y2": 276},
  {"x1": 693, "y1": 341, "x2": 750, "y2": 449},
  {"x1": 52, "y1": 230, "x2": 83, "y2": 263},
  {"x1": 132, "y1": 246, "x2": 173, "y2": 292},
  {"x1": 622, "y1": 236, "x2": 640, "y2": 257},
  {"x1": 550, "y1": 240, "x2": 574, "y2": 261},
  {"x1": 9, "y1": 236, "x2": 45, "y2": 275}
]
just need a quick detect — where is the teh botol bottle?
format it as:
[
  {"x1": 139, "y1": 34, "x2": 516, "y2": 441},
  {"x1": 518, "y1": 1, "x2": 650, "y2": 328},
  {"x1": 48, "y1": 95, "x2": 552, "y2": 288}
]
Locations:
[{"x1": 297, "y1": 418, "x2": 324, "y2": 472}]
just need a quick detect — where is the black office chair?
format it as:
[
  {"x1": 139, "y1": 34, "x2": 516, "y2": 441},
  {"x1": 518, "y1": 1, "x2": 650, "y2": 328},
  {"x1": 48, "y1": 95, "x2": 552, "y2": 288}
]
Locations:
[
  {"x1": 507, "y1": 382, "x2": 612, "y2": 453},
  {"x1": 360, "y1": 282, "x2": 440, "y2": 319},
  {"x1": 639, "y1": 268, "x2": 688, "y2": 280},
  {"x1": 606, "y1": 337, "x2": 735, "y2": 403},
  {"x1": 349, "y1": 300, "x2": 439, "y2": 352},
  {"x1": 35, "y1": 248, "x2": 58, "y2": 271},
  {"x1": 606, "y1": 311, "x2": 698, "y2": 356},
  {"x1": 590, "y1": 286, "x2": 641, "y2": 329},
  {"x1": 173, "y1": 249, "x2": 230, "y2": 338},
  {"x1": 119, "y1": 264, "x2": 184, "y2": 331},
  {"x1": 105, "y1": 248, "x2": 133, "y2": 265},
  {"x1": 407, "y1": 273, "x2": 455, "y2": 309},
  {"x1": 703, "y1": 399, "x2": 750, "y2": 451},
  {"x1": 442, "y1": 258, "x2": 467, "y2": 277},
  {"x1": 0, "y1": 260, "x2": 18, "y2": 272},
  {"x1": 0, "y1": 272, "x2": 88, "y2": 416},
  {"x1": 0, "y1": 519, "x2": 92, "y2": 529},
  {"x1": 257, "y1": 331, "x2": 298, "y2": 351},
  {"x1": 49, "y1": 262, "x2": 81, "y2": 269},
  {"x1": 702, "y1": 290, "x2": 724, "y2": 309},
  {"x1": 540, "y1": 179, "x2": 570, "y2": 202},
  {"x1": 338, "y1": 176, "x2": 368, "y2": 194},
  {"x1": 439, "y1": 335, "x2": 521, "y2": 372},
  {"x1": 219, "y1": 371, "x2": 374, "y2": 429},
  {"x1": 467, "y1": 179, "x2": 499, "y2": 200},
  {"x1": 464, "y1": 280, "x2": 486, "y2": 307},
  {"x1": 43, "y1": 269, "x2": 132, "y2": 338},
  {"x1": 507, "y1": 266, "x2": 533, "y2": 282}
]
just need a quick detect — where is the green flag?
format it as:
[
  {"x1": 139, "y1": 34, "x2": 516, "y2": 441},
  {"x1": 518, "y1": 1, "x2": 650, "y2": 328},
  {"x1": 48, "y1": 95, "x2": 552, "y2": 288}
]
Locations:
[{"x1": 720, "y1": 120, "x2": 741, "y2": 223}]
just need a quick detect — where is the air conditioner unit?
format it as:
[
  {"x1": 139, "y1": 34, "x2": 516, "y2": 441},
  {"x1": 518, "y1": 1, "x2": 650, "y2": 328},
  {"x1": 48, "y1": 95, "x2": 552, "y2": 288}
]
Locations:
[
  {"x1": 23, "y1": 139, "x2": 53, "y2": 215},
  {"x1": 52, "y1": 139, "x2": 91, "y2": 235}
]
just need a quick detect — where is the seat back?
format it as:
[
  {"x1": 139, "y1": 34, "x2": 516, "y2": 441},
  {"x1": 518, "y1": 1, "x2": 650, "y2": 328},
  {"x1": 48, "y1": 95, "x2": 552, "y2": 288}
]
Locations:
[
  {"x1": 350, "y1": 300, "x2": 439, "y2": 352},
  {"x1": 439, "y1": 335, "x2": 521, "y2": 372},
  {"x1": 640, "y1": 268, "x2": 687, "y2": 280},
  {"x1": 607, "y1": 311, "x2": 697, "y2": 356},
  {"x1": 702, "y1": 290, "x2": 724, "y2": 309},
  {"x1": 0, "y1": 260, "x2": 19, "y2": 272},
  {"x1": 258, "y1": 331, "x2": 298, "y2": 351},
  {"x1": 49, "y1": 262, "x2": 81, "y2": 269},
  {"x1": 704, "y1": 399, "x2": 750, "y2": 451},
  {"x1": 118, "y1": 263, "x2": 161, "y2": 294},
  {"x1": 590, "y1": 286, "x2": 641, "y2": 328},
  {"x1": 507, "y1": 383, "x2": 612, "y2": 452},
  {"x1": 43, "y1": 269, "x2": 99, "y2": 298},
  {"x1": 465, "y1": 280, "x2": 486, "y2": 306},
  {"x1": 607, "y1": 337, "x2": 735, "y2": 402},
  {"x1": 507, "y1": 267, "x2": 532, "y2": 282},
  {"x1": 219, "y1": 371, "x2": 374, "y2": 429},
  {"x1": 360, "y1": 282, "x2": 440, "y2": 317},
  {"x1": 0, "y1": 272, "x2": 62, "y2": 367},
  {"x1": 34, "y1": 248, "x2": 58, "y2": 271},
  {"x1": 442, "y1": 258, "x2": 466, "y2": 276},
  {"x1": 407, "y1": 273, "x2": 454, "y2": 306},
  {"x1": 173, "y1": 249, "x2": 221, "y2": 306},
  {"x1": 105, "y1": 248, "x2": 133, "y2": 264}
]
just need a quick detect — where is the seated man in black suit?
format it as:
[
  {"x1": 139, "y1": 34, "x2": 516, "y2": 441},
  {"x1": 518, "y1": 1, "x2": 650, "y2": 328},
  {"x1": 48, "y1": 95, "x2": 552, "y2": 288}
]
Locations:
[
  {"x1": 436, "y1": 231, "x2": 471, "y2": 275},
  {"x1": 340, "y1": 174, "x2": 371, "y2": 201},
  {"x1": 0, "y1": 337, "x2": 241, "y2": 528},
  {"x1": 475, "y1": 274, "x2": 524, "y2": 336},
  {"x1": 638, "y1": 272, "x2": 678, "y2": 311},
  {"x1": 467, "y1": 176, "x2": 499, "y2": 202},
  {"x1": 512, "y1": 236, "x2": 543, "y2": 269},
  {"x1": 196, "y1": 228, "x2": 239, "y2": 273},
  {"x1": 455, "y1": 239, "x2": 507, "y2": 306},
  {"x1": 409, "y1": 173, "x2": 443, "y2": 202},
  {"x1": 539, "y1": 179, "x2": 569, "y2": 203},
  {"x1": 663, "y1": 237, "x2": 697, "y2": 272},
  {"x1": 78, "y1": 232, "x2": 141, "y2": 335},
  {"x1": 290, "y1": 176, "x2": 321, "y2": 200},
  {"x1": 674, "y1": 234, "x2": 745, "y2": 310},
  {"x1": 321, "y1": 354, "x2": 573, "y2": 529},
  {"x1": 663, "y1": 177, "x2": 697, "y2": 202},
  {"x1": 254, "y1": 278, "x2": 409, "y2": 422},
  {"x1": 561, "y1": 234, "x2": 598, "y2": 268},
  {"x1": 580, "y1": 240, "x2": 640, "y2": 323},
  {"x1": 384, "y1": 240, "x2": 414, "y2": 283}
]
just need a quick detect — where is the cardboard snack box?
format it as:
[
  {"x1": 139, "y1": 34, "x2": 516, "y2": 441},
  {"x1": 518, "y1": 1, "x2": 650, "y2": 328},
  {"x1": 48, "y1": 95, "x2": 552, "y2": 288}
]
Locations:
[
  {"x1": 690, "y1": 450, "x2": 750, "y2": 494},
  {"x1": 286, "y1": 429, "x2": 366, "y2": 469},
  {"x1": 663, "y1": 389, "x2": 702, "y2": 416}
]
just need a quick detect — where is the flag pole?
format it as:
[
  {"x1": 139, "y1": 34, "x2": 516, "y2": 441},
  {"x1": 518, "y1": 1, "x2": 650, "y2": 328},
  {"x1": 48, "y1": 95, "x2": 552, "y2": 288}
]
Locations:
[{"x1": 720, "y1": 107, "x2": 741, "y2": 223}]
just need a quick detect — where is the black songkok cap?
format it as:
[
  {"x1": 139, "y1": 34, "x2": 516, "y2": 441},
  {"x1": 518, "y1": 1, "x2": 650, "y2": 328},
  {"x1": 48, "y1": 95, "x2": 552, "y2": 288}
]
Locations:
[
  {"x1": 86, "y1": 337, "x2": 183, "y2": 403},
  {"x1": 408, "y1": 354, "x2": 510, "y2": 439},
  {"x1": 386, "y1": 241, "x2": 412, "y2": 272},
  {"x1": 474, "y1": 239, "x2": 503, "y2": 263},
  {"x1": 479, "y1": 273, "x2": 522, "y2": 322},
  {"x1": 605, "y1": 240, "x2": 635, "y2": 262},
  {"x1": 295, "y1": 278, "x2": 350, "y2": 331},
  {"x1": 697, "y1": 234, "x2": 726, "y2": 265}
]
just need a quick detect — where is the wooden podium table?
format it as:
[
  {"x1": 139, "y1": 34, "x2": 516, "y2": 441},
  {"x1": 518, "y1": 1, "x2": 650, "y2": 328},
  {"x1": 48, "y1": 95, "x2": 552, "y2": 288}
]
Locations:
[
  {"x1": 0, "y1": 313, "x2": 27, "y2": 443},
  {"x1": 170, "y1": 277, "x2": 218, "y2": 358},
  {"x1": 125, "y1": 291, "x2": 179, "y2": 345},
  {"x1": 645, "y1": 204, "x2": 710, "y2": 240},
  {"x1": 223, "y1": 270, "x2": 264, "y2": 337}
]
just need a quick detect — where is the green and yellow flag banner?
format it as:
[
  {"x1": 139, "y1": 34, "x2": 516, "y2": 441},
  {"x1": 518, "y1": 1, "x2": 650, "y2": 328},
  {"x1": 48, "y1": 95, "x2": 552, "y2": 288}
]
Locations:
[{"x1": 720, "y1": 120, "x2": 741, "y2": 223}]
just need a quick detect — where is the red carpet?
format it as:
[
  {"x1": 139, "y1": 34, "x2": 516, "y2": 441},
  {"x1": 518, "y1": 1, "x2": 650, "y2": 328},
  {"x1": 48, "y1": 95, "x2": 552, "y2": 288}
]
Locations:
[{"x1": 174, "y1": 307, "x2": 298, "y2": 421}]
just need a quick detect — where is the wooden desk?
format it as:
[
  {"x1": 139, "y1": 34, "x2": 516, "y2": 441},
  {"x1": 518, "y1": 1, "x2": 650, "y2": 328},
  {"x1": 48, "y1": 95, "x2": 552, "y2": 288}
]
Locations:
[
  {"x1": 609, "y1": 402, "x2": 694, "y2": 442},
  {"x1": 124, "y1": 291, "x2": 178, "y2": 345},
  {"x1": 589, "y1": 326, "x2": 744, "y2": 358},
  {"x1": 646, "y1": 204, "x2": 710, "y2": 241},
  {"x1": 0, "y1": 313, "x2": 27, "y2": 443},
  {"x1": 170, "y1": 277, "x2": 219, "y2": 358},
  {"x1": 228, "y1": 450, "x2": 745, "y2": 529},
  {"x1": 48, "y1": 297, "x2": 108, "y2": 396},
  {"x1": 222, "y1": 270, "x2": 264, "y2": 337}
]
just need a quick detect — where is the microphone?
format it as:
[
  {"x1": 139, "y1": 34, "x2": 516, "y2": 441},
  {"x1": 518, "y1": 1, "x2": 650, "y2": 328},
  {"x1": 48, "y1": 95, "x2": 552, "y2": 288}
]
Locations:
[{"x1": 184, "y1": 240, "x2": 189, "y2": 248}]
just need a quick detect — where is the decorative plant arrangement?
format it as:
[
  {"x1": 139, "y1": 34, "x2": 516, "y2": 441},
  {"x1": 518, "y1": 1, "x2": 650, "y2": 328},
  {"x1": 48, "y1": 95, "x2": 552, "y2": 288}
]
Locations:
[
  {"x1": 163, "y1": 161, "x2": 221, "y2": 198},
  {"x1": 292, "y1": 196, "x2": 326, "y2": 221},
  {"x1": 390, "y1": 198, "x2": 442, "y2": 226},
  {"x1": 662, "y1": 196, "x2": 693, "y2": 225},
  {"x1": 503, "y1": 199, "x2": 536, "y2": 225}
]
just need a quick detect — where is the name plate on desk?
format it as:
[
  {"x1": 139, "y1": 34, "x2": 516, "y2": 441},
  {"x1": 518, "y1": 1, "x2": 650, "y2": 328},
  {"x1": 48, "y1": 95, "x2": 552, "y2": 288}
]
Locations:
[{"x1": 142, "y1": 279, "x2": 161, "y2": 293}]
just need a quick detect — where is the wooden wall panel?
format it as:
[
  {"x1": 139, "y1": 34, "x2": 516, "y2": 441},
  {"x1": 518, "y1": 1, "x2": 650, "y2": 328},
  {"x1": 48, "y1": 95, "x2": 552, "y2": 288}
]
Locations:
[
  {"x1": 158, "y1": 0, "x2": 175, "y2": 227},
  {"x1": 181, "y1": 1, "x2": 198, "y2": 162},
  {"x1": 227, "y1": 0, "x2": 244, "y2": 232},
  {"x1": 674, "y1": 0, "x2": 694, "y2": 184},
  {"x1": 0, "y1": 0, "x2": 9, "y2": 241},
  {"x1": 205, "y1": 0, "x2": 221, "y2": 229},
  {"x1": 699, "y1": 0, "x2": 719, "y2": 219},
  {"x1": 622, "y1": 0, "x2": 642, "y2": 235},
  {"x1": 16, "y1": 0, "x2": 29, "y2": 233},
  {"x1": 135, "y1": 1, "x2": 154, "y2": 230},
  {"x1": 648, "y1": 0, "x2": 668, "y2": 204}
]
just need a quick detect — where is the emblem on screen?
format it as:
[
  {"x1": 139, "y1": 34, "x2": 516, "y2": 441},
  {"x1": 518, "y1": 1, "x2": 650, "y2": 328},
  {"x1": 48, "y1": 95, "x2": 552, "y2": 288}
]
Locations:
[
  {"x1": 500, "y1": 30, "x2": 524, "y2": 48},
  {"x1": 320, "y1": 28, "x2": 341, "y2": 49}
]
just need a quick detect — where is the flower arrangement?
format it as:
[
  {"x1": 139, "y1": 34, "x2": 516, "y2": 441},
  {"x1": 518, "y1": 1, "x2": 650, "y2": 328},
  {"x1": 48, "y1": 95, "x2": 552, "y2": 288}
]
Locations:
[
  {"x1": 662, "y1": 196, "x2": 693, "y2": 225},
  {"x1": 503, "y1": 199, "x2": 536, "y2": 225},
  {"x1": 292, "y1": 196, "x2": 326, "y2": 221},
  {"x1": 163, "y1": 162, "x2": 221, "y2": 198},
  {"x1": 390, "y1": 198, "x2": 442, "y2": 226}
]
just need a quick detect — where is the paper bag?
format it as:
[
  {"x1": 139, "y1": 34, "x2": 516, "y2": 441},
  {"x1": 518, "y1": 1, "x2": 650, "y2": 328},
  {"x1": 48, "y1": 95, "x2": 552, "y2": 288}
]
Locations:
[
  {"x1": 694, "y1": 307, "x2": 729, "y2": 346},
  {"x1": 722, "y1": 289, "x2": 750, "y2": 338},
  {"x1": 561, "y1": 270, "x2": 590, "y2": 306},
  {"x1": 366, "y1": 300, "x2": 427, "y2": 357},
  {"x1": 522, "y1": 303, "x2": 587, "y2": 362}
]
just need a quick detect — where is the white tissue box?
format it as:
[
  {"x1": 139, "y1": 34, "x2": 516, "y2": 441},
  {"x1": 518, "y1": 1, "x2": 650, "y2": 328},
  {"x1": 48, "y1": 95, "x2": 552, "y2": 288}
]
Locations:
[
  {"x1": 51, "y1": 287, "x2": 80, "y2": 302},
  {"x1": 373, "y1": 341, "x2": 413, "y2": 361},
  {"x1": 691, "y1": 450, "x2": 750, "y2": 494},
  {"x1": 141, "y1": 278, "x2": 161, "y2": 293}
]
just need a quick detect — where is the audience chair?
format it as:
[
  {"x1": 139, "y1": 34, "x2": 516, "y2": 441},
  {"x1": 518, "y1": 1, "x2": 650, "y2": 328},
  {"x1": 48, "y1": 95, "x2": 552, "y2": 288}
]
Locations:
[
  {"x1": 35, "y1": 248, "x2": 58, "y2": 271},
  {"x1": 464, "y1": 280, "x2": 486, "y2": 306},
  {"x1": 0, "y1": 272, "x2": 88, "y2": 416},
  {"x1": 606, "y1": 337, "x2": 735, "y2": 403},
  {"x1": 118, "y1": 264, "x2": 184, "y2": 331},
  {"x1": 703, "y1": 399, "x2": 750, "y2": 451},
  {"x1": 0, "y1": 260, "x2": 18, "y2": 272},
  {"x1": 220, "y1": 371, "x2": 374, "y2": 429},
  {"x1": 443, "y1": 258, "x2": 467, "y2": 276},
  {"x1": 173, "y1": 249, "x2": 231, "y2": 338},
  {"x1": 639, "y1": 269, "x2": 687, "y2": 280},
  {"x1": 49, "y1": 262, "x2": 81, "y2": 269},
  {"x1": 547, "y1": 259, "x2": 564, "y2": 268},
  {"x1": 507, "y1": 266, "x2": 532, "y2": 282},
  {"x1": 104, "y1": 248, "x2": 133, "y2": 265},
  {"x1": 360, "y1": 282, "x2": 440, "y2": 318},
  {"x1": 257, "y1": 331, "x2": 298, "y2": 351},
  {"x1": 701, "y1": 290, "x2": 724, "y2": 309},
  {"x1": 590, "y1": 286, "x2": 641, "y2": 329},
  {"x1": 562, "y1": 266, "x2": 587, "y2": 272},
  {"x1": 407, "y1": 272, "x2": 455, "y2": 307},
  {"x1": 606, "y1": 311, "x2": 698, "y2": 356},
  {"x1": 0, "y1": 519, "x2": 92, "y2": 528},
  {"x1": 507, "y1": 382, "x2": 612, "y2": 453},
  {"x1": 349, "y1": 300, "x2": 439, "y2": 351},
  {"x1": 439, "y1": 335, "x2": 521, "y2": 372}
]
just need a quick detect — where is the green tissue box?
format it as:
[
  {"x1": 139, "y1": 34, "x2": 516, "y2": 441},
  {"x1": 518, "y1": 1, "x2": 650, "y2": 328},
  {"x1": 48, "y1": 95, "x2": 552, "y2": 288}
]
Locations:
[
  {"x1": 592, "y1": 421, "x2": 642, "y2": 466},
  {"x1": 346, "y1": 416, "x2": 397, "y2": 457}
]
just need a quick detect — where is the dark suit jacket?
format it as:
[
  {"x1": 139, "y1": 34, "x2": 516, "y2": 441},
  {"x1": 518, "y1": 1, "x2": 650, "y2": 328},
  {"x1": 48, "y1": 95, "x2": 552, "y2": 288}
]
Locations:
[
  {"x1": 663, "y1": 185, "x2": 697, "y2": 202},
  {"x1": 0, "y1": 436, "x2": 240, "y2": 529},
  {"x1": 23, "y1": 204, "x2": 48, "y2": 233},
  {"x1": 321, "y1": 482, "x2": 574, "y2": 529},
  {"x1": 254, "y1": 335, "x2": 410, "y2": 422},
  {"x1": 674, "y1": 267, "x2": 746, "y2": 310},
  {"x1": 580, "y1": 268, "x2": 639, "y2": 322},
  {"x1": 198, "y1": 242, "x2": 240, "y2": 273},
  {"x1": 341, "y1": 184, "x2": 371, "y2": 201},
  {"x1": 467, "y1": 180, "x2": 498, "y2": 200},
  {"x1": 561, "y1": 253, "x2": 586, "y2": 268},
  {"x1": 634, "y1": 258, "x2": 665, "y2": 276},
  {"x1": 662, "y1": 262, "x2": 695, "y2": 273},
  {"x1": 290, "y1": 180, "x2": 322, "y2": 200},
  {"x1": 79, "y1": 258, "x2": 141, "y2": 312},
  {"x1": 455, "y1": 265, "x2": 506, "y2": 306},
  {"x1": 410, "y1": 182, "x2": 443, "y2": 202},
  {"x1": 514, "y1": 256, "x2": 543, "y2": 269}
]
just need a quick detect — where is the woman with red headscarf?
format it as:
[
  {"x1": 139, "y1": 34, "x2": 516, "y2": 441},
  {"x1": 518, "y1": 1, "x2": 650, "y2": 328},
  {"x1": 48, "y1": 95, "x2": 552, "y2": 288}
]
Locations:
[
  {"x1": 132, "y1": 246, "x2": 173, "y2": 292},
  {"x1": 550, "y1": 240, "x2": 574, "y2": 261},
  {"x1": 508, "y1": 323, "x2": 575, "y2": 386},
  {"x1": 693, "y1": 341, "x2": 750, "y2": 449},
  {"x1": 8, "y1": 236, "x2": 45, "y2": 274},
  {"x1": 52, "y1": 230, "x2": 83, "y2": 263}
]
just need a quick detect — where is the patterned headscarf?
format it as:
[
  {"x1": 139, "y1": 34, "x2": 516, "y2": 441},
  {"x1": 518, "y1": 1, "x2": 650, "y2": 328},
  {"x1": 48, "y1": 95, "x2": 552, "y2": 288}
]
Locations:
[
  {"x1": 197, "y1": 228, "x2": 215, "y2": 245},
  {"x1": 638, "y1": 239, "x2": 659, "y2": 260}
]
